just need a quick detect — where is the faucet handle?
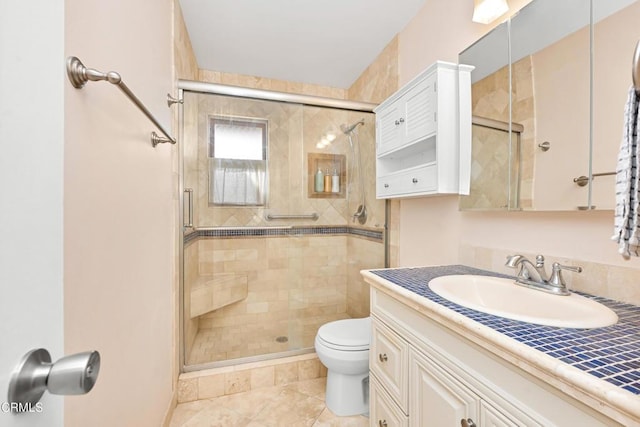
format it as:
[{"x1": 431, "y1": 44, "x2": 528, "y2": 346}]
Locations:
[{"x1": 548, "y1": 262, "x2": 582, "y2": 293}]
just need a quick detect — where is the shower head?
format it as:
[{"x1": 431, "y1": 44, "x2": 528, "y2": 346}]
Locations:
[{"x1": 341, "y1": 119, "x2": 365, "y2": 135}]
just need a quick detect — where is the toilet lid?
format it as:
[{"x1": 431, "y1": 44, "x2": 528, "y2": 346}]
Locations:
[{"x1": 317, "y1": 317, "x2": 370, "y2": 351}]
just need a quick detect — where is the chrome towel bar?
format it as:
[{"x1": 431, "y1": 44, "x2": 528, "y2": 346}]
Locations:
[
  {"x1": 573, "y1": 171, "x2": 615, "y2": 187},
  {"x1": 265, "y1": 213, "x2": 319, "y2": 221},
  {"x1": 66, "y1": 56, "x2": 176, "y2": 147}
]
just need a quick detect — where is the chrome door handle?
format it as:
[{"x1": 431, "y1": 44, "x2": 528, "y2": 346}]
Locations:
[
  {"x1": 184, "y1": 188, "x2": 194, "y2": 229},
  {"x1": 8, "y1": 348, "x2": 100, "y2": 412}
]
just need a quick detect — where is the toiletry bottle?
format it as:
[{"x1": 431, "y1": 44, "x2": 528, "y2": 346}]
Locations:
[
  {"x1": 324, "y1": 168, "x2": 331, "y2": 192},
  {"x1": 315, "y1": 167, "x2": 324, "y2": 193},
  {"x1": 331, "y1": 168, "x2": 340, "y2": 193}
]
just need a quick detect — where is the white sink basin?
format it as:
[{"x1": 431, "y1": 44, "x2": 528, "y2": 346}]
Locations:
[{"x1": 428, "y1": 275, "x2": 618, "y2": 328}]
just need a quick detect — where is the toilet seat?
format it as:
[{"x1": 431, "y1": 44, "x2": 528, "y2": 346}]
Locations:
[{"x1": 316, "y1": 317, "x2": 370, "y2": 351}]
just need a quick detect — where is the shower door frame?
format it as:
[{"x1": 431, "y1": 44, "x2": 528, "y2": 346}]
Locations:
[{"x1": 177, "y1": 80, "x2": 377, "y2": 372}]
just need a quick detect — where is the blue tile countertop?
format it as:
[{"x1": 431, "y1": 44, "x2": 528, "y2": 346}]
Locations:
[{"x1": 370, "y1": 265, "x2": 640, "y2": 396}]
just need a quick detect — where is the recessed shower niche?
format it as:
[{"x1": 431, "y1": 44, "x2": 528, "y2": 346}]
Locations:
[
  {"x1": 179, "y1": 84, "x2": 385, "y2": 370},
  {"x1": 307, "y1": 153, "x2": 346, "y2": 198}
]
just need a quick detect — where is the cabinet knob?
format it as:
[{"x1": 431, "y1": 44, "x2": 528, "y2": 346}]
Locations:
[
  {"x1": 378, "y1": 420, "x2": 388, "y2": 427},
  {"x1": 399, "y1": 117, "x2": 405, "y2": 123},
  {"x1": 412, "y1": 178, "x2": 418, "y2": 183},
  {"x1": 384, "y1": 183, "x2": 389, "y2": 188},
  {"x1": 461, "y1": 418, "x2": 477, "y2": 427},
  {"x1": 394, "y1": 119, "x2": 400, "y2": 126},
  {"x1": 378, "y1": 353, "x2": 388, "y2": 362}
]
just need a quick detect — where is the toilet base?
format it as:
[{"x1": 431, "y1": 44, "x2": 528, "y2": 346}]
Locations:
[{"x1": 325, "y1": 370, "x2": 369, "y2": 416}]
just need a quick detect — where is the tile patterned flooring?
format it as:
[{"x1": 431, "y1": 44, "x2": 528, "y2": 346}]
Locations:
[{"x1": 170, "y1": 377, "x2": 369, "y2": 427}]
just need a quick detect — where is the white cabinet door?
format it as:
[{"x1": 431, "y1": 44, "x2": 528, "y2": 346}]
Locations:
[
  {"x1": 370, "y1": 376, "x2": 409, "y2": 427},
  {"x1": 409, "y1": 350, "x2": 479, "y2": 427},
  {"x1": 371, "y1": 319, "x2": 409, "y2": 411},
  {"x1": 377, "y1": 102, "x2": 403, "y2": 155},
  {"x1": 402, "y1": 72, "x2": 437, "y2": 146}
]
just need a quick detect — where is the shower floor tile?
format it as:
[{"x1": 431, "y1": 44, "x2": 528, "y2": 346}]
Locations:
[
  {"x1": 169, "y1": 377, "x2": 369, "y2": 427},
  {"x1": 187, "y1": 312, "x2": 351, "y2": 365}
]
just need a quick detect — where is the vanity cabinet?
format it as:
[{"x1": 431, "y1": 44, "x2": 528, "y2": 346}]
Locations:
[
  {"x1": 369, "y1": 284, "x2": 623, "y2": 427},
  {"x1": 374, "y1": 61, "x2": 473, "y2": 199}
]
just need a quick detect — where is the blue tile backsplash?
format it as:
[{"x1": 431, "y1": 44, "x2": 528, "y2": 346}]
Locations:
[{"x1": 371, "y1": 265, "x2": 640, "y2": 395}]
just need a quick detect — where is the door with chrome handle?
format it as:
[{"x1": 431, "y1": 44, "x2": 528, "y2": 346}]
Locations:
[{"x1": 7, "y1": 348, "x2": 100, "y2": 413}]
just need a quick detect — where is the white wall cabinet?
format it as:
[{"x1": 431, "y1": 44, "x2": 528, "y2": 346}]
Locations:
[
  {"x1": 369, "y1": 285, "x2": 623, "y2": 427},
  {"x1": 375, "y1": 61, "x2": 473, "y2": 199}
]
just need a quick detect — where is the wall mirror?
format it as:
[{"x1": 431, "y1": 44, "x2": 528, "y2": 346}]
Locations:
[{"x1": 459, "y1": 0, "x2": 640, "y2": 211}]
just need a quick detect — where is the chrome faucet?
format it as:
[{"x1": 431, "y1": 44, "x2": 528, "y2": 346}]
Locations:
[{"x1": 505, "y1": 254, "x2": 582, "y2": 296}]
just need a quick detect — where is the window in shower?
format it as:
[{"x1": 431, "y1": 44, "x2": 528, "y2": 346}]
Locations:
[{"x1": 208, "y1": 116, "x2": 268, "y2": 206}]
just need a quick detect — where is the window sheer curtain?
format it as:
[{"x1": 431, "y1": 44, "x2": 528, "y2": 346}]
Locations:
[{"x1": 209, "y1": 158, "x2": 267, "y2": 206}]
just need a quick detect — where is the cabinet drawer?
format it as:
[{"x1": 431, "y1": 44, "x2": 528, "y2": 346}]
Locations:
[
  {"x1": 371, "y1": 375, "x2": 408, "y2": 427},
  {"x1": 377, "y1": 164, "x2": 437, "y2": 198},
  {"x1": 371, "y1": 318, "x2": 409, "y2": 411}
]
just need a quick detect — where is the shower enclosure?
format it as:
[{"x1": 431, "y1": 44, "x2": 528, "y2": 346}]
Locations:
[{"x1": 179, "y1": 82, "x2": 385, "y2": 370}]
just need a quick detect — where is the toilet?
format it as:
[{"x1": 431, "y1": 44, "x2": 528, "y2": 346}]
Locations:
[{"x1": 314, "y1": 317, "x2": 371, "y2": 416}]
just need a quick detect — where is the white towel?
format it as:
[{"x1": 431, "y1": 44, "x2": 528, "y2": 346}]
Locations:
[{"x1": 612, "y1": 86, "x2": 640, "y2": 257}]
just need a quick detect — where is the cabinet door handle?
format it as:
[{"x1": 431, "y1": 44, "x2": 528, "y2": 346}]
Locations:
[
  {"x1": 378, "y1": 420, "x2": 388, "y2": 427},
  {"x1": 384, "y1": 183, "x2": 389, "y2": 188},
  {"x1": 378, "y1": 353, "x2": 388, "y2": 362},
  {"x1": 461, "y1": 418, "x2": 477, "y2": 427},
  {"x1": 412, "y1": 178, "x2": 418, "y2": 183},
  {"x1": 398, "y1": 117, "x2": 405, "y2": 123},
  {"x1": 394, "y1": 119, "x2": 400, "y2": 126}
]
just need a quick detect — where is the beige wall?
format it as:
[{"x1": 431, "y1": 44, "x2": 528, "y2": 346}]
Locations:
[
  {"x1": 64, "y1": 0, "x2": 174, "y2": 426},
  {"x1": 385, "y1": 0, "x2": 640, "y2": 299},
  {"x1": 592, "y1": 1, "x2": 640, "y2": 209}
]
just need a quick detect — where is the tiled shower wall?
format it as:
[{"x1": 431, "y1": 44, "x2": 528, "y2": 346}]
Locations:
[
  {"x1": 184, "y1": 232, "x2": 382, "y2": 365},
  {"x1": 183, "y1": 91, "x2": 384, "y2": 228}
]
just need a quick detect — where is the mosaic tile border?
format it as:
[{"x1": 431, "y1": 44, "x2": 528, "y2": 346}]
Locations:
[
  {"x1": 184, "y1": 226, "x2": 383, "y2": 245},
  {"x1": 371, "y1": 265, "x2": 640, "y2": 395}
]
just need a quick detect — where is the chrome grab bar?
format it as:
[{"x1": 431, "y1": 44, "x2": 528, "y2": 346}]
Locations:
[
  {"x1": 184, "y1": 188, "x2": 194, "y2": 229},
  {"x1": 65, "y1": 56, "x2": 176, "y2": 147},
  {"x1": 573, "y1": 171, "x2": 616, "y2": 187},
  {"x1": 265, "y1": 213, "x2": 318, "y2": 221}
]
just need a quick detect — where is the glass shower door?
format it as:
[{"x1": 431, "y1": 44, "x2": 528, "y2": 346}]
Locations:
[{"x1": 180, "y1": 88, "x2": 384, "y2": 370}]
